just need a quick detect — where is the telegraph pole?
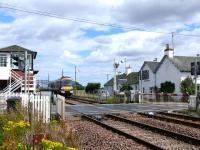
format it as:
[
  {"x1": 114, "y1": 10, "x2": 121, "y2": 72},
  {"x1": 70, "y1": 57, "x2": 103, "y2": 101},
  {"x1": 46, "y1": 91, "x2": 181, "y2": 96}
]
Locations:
[
  {"x1": 105, "y1": 73, "x2": 111, "y2": 101},
  {"x1": 124, "y1": 58, "x2": 127, "y2": 74},
  {"x1": 113, "y1": 59, "x2": 119, "y2": 94},
  {"x1": 74, "y1": 65, "x2": 77, "y2": 95},
  {"x1": 195, "y1": 54, "x2": 200, "y2": 110},
  {"x1": 24, "y1": 50, "x2": 27, "y2": 94},
  {"x1": 61, "y1": 69, "x2": 63, "y2": 77},
  {"x1": 171, "y1": 32, "x2": 174, "y2": 50}
]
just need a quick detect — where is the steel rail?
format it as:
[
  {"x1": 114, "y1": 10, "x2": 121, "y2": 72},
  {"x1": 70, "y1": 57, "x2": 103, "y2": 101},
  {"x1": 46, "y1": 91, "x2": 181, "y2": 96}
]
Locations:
[
  {"x1": 71, "y1": 96, "x2": 106, "y2": 104},
  {"x1": 65, "y1": 100, "x2": 76, "y2": 105},
  {"x1": 106, "y1": 114, "x2": 200, "y2": 146},
  {"x1": 138, "y1": 113, "x2": 200, "y2": 129},
  {"x1": 158, "y1": 112, "x2": 200, "y2": 122},
  {"x1": 81, "y1": 114, "x2": 164, "y2": 150}
]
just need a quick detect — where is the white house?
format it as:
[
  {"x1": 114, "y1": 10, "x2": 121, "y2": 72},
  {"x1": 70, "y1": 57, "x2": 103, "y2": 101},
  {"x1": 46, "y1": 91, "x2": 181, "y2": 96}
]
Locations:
[
  {"x1": 104, "y1": 72, "x2": 139, "y2": 95},
  {"x1": 0, "y1": 45, "x2": 38, "y2": 93},
  {"x1": 139, "y1": 61, "x2": 159, "y2": 93},
  {"x1": 139, "y1": 44, "x2": 200, "y2": 93}
]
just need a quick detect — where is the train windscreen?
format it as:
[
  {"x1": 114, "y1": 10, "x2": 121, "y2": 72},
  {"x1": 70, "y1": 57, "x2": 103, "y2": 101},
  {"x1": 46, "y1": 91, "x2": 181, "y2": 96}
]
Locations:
[{"x1": 62, "y1": 80, "x2": 73, "y2": 86}]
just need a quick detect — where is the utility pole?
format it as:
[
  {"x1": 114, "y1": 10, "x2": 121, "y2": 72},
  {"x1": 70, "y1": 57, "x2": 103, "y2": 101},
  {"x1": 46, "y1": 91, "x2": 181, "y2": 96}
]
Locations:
[
  {"x1": 9, "y1": 52, "x2": 12, "y2": 95},
  {"x1": 48, "y1": 72, "x2": 49, "y2": 82},
  {"x1": 171, "y1": 32, "x2": 174, "y2": 50},
  {"x1": 61, "y1": 69, "x2": 63, "y2": 77},
  {"x1": 113, "y1": 59, "x2": 119, "y2": 94},
  {"x1": 195, "y1": 54, "x2": 199, "y2": 110},
  {"x1": 105, "y1": 73, "x2": 111, "y2": 101},
  {"x1": 74, "y1": 65, "x2": 77, "y2": 95},
  {"x1": 124, "y1": 58, "x2": 127, "y2": 74},
  {"x1": 24, "y1": 50, "x2": 27, "y2": 94}
]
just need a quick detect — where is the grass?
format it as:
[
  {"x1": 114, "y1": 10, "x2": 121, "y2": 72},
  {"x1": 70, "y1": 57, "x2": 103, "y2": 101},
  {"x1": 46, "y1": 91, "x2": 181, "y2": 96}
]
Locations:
[{"x1": 0, "y1": 104, "x2": 79, "y2": 149}]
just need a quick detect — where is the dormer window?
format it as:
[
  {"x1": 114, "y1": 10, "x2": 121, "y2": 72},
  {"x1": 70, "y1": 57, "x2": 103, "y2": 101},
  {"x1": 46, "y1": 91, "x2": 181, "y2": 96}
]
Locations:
[{"x1": 0, "y1": 54, "x2": 7, "y2": 67}]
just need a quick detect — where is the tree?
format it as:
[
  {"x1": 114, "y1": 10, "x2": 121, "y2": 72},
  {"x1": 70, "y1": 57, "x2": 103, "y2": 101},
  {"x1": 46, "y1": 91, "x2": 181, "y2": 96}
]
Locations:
[
  {"x1": 160, "y1": 81, "x2": 175, "y2": 93},
  {"x1": 120, "y1": 84, "x2": 133, "y2": 92},
  {"x1": 74, "y1": 81, "x2": 85, "y2": 90},
  {"x1": 180, "y1": 76, "x2": 195, "y2": 95},
  {"x1": 85, "y1": 83, "x2": 101, "y2": 93}
]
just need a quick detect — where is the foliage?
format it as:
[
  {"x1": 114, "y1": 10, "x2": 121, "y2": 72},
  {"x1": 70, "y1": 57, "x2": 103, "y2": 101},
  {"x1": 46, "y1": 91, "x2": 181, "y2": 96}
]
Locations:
[
  {"x1": 160, "y1": 81, "x2": 175, "y2": 93},
  {"x1": 180, "y1": 76, "x2": 195, "y2": 95},
  {"x1": 41, "y1": 139, "x2": 63, "y2": 149},
  {"x1": 120, "y1": 84, "x2": 133, "y2": 92},
  {"x1": 41, "y1": 139, "x2": 77, "y2": 150},
  {"x1": 85, "y1": 83, "x2": 101, "y2": 93},
  {"x1": 0, "y1": 105, "x2": 78, "y2": 150},
  {"x1": 74, "y1": 82, "x2": 85, "y2": 90}
]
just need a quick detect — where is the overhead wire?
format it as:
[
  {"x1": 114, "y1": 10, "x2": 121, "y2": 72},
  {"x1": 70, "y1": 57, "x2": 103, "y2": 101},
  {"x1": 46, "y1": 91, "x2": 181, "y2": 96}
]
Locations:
[{"x1": 0, "y1": 2, "x2": 200, "y2": 37}]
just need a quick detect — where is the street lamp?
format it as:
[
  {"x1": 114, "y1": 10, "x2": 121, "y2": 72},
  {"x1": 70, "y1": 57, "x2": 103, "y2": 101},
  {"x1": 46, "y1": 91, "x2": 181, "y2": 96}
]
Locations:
[{"x1": 195, "y1": 54, "x2": 200, "y2": 110}]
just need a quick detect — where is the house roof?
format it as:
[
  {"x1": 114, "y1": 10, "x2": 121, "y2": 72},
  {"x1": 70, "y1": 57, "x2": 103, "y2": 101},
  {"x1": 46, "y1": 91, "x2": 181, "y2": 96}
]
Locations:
[
  {"x1": 126, "y1": 72, "x2": 140, "y2": 85},
  {"x1": 104, "y1": 73, "x2": 126, "y2": 86},
  {"x1": 104, "y1": 72, "x2": 139, "y2": 86},
  {"x1": 140, "y1": 61, "x2": 160, "y2": 73},
  {"x1": 155, "y1": 55, "x2": 200, "y2": 72},
  {"x1": 0, "y1": 45, "x2": 37, "y2": 58}
]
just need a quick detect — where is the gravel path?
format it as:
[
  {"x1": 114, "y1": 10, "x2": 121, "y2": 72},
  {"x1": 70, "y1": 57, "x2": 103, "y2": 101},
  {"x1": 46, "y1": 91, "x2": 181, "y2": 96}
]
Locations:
[
  {"x1": 69, "y1": 117, "x2": 147, "y2": 150},
  {"x1": 121, "y1": 113, "x2": 200, "y2": 139},
  {"x1": 103, "y1": 118, "x2": 199, "y2": 150}
]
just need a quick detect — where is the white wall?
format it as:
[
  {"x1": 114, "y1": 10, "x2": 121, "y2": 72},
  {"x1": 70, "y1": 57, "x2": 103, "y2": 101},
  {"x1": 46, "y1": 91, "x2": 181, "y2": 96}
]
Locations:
[
  {"x1": 0, "y1": 53, "x2": 10, "y2": 80},
  {"x1": 156, "y1": 57, "x2": 190, "y2": 93},
  {"x1": 104, "y1": 85, "x2": 113, "y2": 95},
  {"x1": 139, "y1": 65, "x2": 156, "y2": 93}
]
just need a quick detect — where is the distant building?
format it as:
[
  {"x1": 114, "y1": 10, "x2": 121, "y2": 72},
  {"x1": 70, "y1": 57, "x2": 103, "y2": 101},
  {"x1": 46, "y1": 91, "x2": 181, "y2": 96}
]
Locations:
[
  {"x1": 139, "y1": 61, "x2": 159, "y2": 93},
  {"x1": 0, "y1": 45, "x2": 38, "y2": 93},
  {"x1": 139, "y1": 44, "x2": 200, "y2": 93},
  {"x1": 104, "y1": 72, "x2": 139, "y2": 95}
]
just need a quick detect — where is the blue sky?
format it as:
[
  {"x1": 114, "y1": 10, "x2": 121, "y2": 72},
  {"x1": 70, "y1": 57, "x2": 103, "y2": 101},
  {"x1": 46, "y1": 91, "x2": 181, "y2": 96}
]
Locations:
[
  {"x1": 1, "y1": 0, "x2": 200, "y2": 86},
  {"x1": 0, "y1": 11, "x2": 14, "y2": 23}
]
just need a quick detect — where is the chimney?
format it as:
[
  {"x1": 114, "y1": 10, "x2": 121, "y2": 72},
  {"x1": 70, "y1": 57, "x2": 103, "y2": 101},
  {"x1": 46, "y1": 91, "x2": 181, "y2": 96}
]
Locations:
[
  {"x1": 164, "y1": 44, "x2": 174, "y2": 58},
  {"x1": 126, "y1": 65, "x2": 132, "y2": 75}
]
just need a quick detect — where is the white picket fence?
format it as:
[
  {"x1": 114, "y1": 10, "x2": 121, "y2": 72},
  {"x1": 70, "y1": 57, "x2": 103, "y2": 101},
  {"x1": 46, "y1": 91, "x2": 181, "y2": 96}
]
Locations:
[
  {"x1": 0, "y1": 93, "x2": 50, "y2": 122},
  {"x1": 56, "y1": 94, "x2": 65, "y2": 119}
]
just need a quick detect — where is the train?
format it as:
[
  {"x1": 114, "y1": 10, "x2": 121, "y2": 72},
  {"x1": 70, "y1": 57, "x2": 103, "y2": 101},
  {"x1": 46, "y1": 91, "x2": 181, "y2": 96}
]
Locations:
[{"x1": 48, "y1": 76, "x2": 74, "y2": 97}]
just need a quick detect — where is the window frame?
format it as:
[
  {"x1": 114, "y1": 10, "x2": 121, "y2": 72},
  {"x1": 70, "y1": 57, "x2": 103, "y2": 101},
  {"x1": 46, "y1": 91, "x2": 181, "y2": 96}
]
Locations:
[{"x1": 0, "y1": 54, "x2": 7, "y2": 67}]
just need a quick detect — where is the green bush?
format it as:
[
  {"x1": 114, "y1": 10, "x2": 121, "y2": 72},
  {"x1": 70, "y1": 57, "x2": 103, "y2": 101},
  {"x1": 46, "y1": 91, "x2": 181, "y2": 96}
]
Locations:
[
  {"x1": 180, "y1": 76, "x2": 195, "y2": 95},
  {"x1": 85, "y1": 83, "x2": 100, "y2": 93},
  {"x1": 120, "y1": 84, "x2": 133, "y2": 92},
  {"x1": 160, "y1": 81, "x2": 175, "y2": 93}
]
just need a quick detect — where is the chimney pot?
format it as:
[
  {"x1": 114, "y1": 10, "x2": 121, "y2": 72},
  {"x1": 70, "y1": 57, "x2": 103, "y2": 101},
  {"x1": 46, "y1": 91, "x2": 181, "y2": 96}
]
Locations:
[{"x1": 166, "y1": 44, "x2": 169, "y2": 49}]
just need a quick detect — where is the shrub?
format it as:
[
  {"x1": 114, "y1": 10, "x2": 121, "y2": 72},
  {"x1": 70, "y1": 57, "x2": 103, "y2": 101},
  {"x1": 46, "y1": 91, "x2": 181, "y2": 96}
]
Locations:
[
  {"x1": 85, "y1": 83, "x2": 101, "y2": 93},
  {"x1": 120, "y1": 84, "x2": 133, "y2": 92},
  {"x1": 180, "y1": 76, "x2": 195, "y2": 95},
  {"x1": 160, "y1": 81, "x2": 175, "y2": 93}
]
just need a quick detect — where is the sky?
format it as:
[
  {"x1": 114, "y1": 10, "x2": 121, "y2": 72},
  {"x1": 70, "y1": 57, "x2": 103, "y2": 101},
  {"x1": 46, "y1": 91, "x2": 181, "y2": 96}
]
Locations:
[{"x1": 1, "y1": 0, "x2": 200, "y2": 86}]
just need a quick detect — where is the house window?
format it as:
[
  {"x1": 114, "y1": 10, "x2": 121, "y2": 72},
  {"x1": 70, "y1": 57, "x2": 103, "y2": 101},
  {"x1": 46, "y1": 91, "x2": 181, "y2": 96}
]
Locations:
[
  {"x1": 0, "y1": 54, "x2": 7, "y2": 67},
  {"x1": 149, "y1": 87, "x2": 154, "y2": 93},
  {"x1": 141, "y1": 70, "x2": 149, "y2": 80}
]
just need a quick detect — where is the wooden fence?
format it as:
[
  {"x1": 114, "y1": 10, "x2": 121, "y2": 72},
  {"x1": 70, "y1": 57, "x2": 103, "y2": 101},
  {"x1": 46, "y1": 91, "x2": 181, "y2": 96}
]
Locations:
[{"x1": 0, "y1": 93, "x2": 51, "y2": 122}]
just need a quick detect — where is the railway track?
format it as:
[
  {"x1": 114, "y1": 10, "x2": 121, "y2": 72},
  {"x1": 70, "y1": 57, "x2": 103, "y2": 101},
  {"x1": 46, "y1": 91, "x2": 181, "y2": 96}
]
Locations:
[
  {"x1": 81, "y1": 114, "x2": 200, "y2": 149},
  {"x1": 139, "y1": 112, "x2": 200, "y2": 129},
  {"x1": 71, "y1": 96, "x2": 106, "y2": 104},
  {"x1": 81, "y1": 115, "x2": 164, "y2": 150},
  {"x1": 65, "y1": 96, "x2": 105, "y2": 105},
  {"x1": 158, "y1": 112, "x2": 200, "y2": 122}
]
